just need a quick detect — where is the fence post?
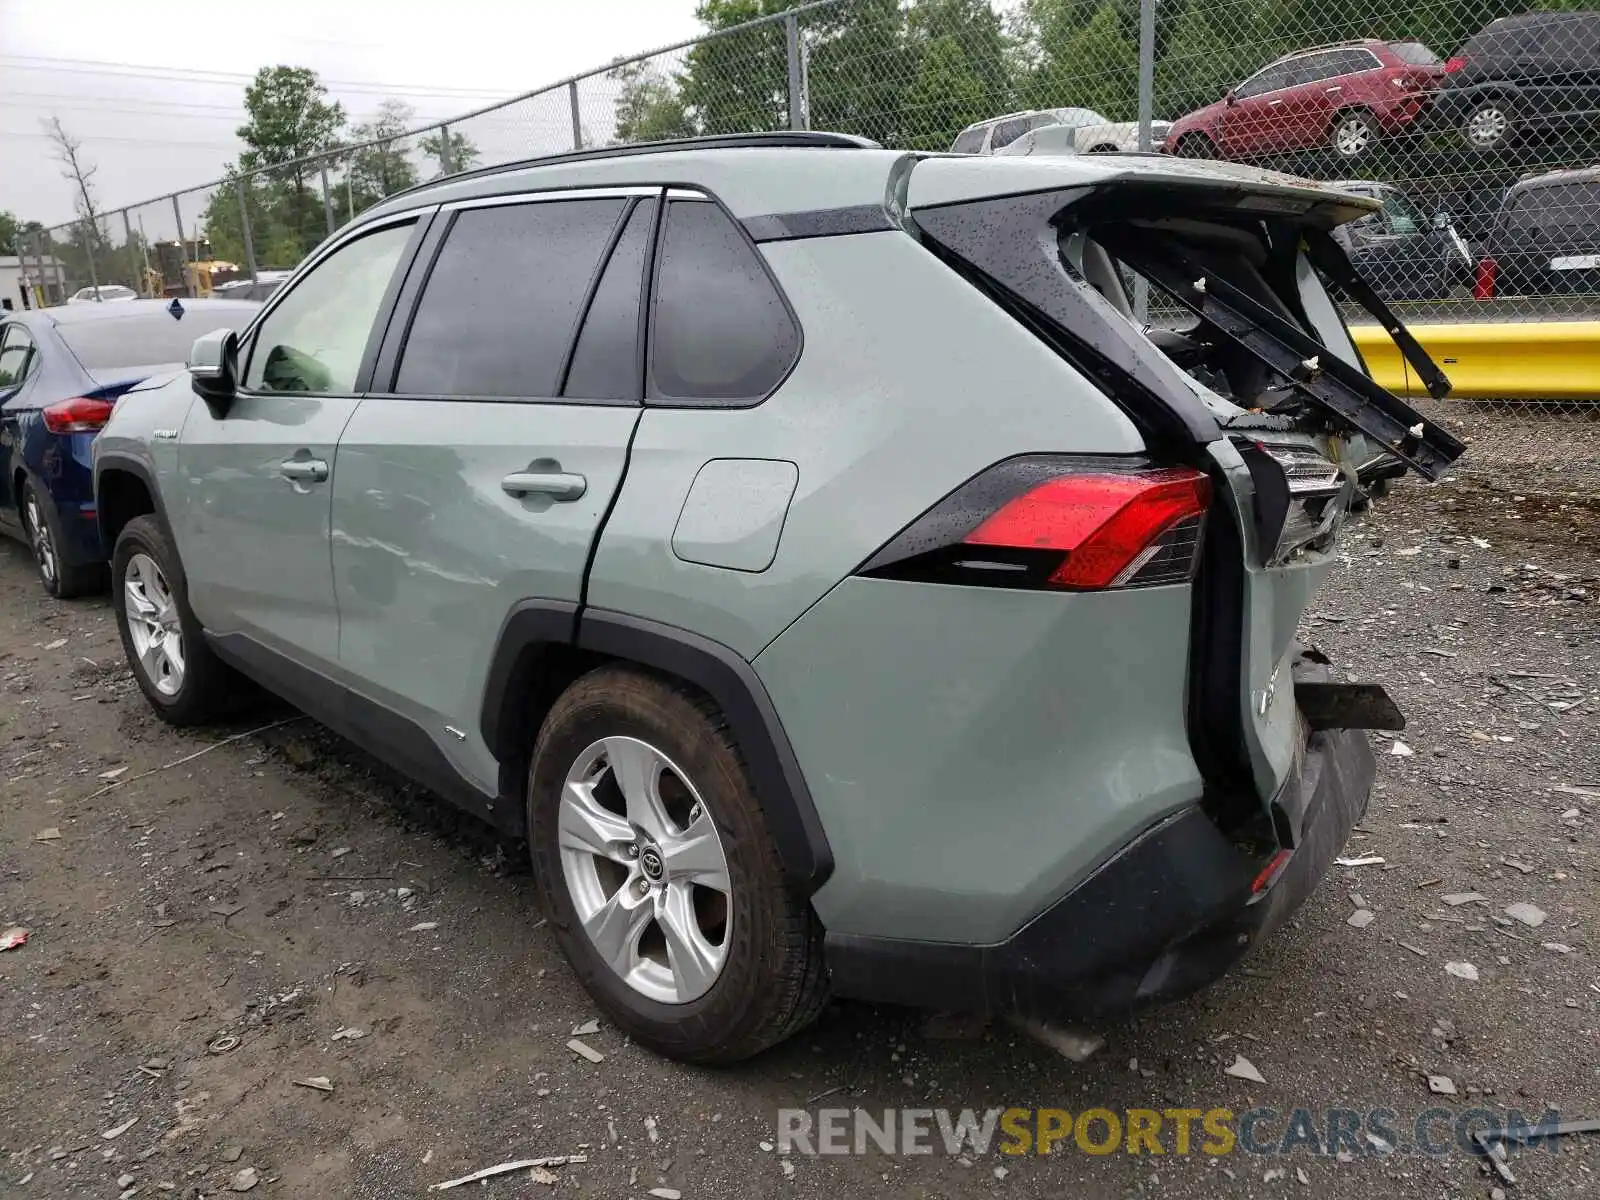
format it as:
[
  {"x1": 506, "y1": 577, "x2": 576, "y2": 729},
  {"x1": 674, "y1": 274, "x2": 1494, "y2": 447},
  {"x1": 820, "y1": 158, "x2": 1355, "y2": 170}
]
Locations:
[
  {"x1": 569, "y1": 81, "x2": 583, "y2": 150},
  {"x1": 1133, "y1": 0, "x2": 1157, "y2": 324},
  {"x1": 171, "y1": 195, "x2": 192, "y2": 297},
  {"x1": 786, "y1": 12, "x2": 806, "y2": 131},
  {"x1": 320, "y1": 160, "x2": 337, "y2": 236},
  {"x1": 82, "y1": 219, "x2": 102, "y2": 296},
  {"x1": 237, "y1": 178, "x2": 259, "y2": 284},
  {"x1": 438, "y1": 123, "x2": 455, "y2": 174},
  {"x1": 122, "y1": 209, "x2": 141, "y2": 295}
]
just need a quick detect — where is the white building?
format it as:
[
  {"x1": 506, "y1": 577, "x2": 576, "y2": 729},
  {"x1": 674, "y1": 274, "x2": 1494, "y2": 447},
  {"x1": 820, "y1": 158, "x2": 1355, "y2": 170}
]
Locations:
[{"x1": 0, "y1": 254, "x2": 69, "y2": 311}]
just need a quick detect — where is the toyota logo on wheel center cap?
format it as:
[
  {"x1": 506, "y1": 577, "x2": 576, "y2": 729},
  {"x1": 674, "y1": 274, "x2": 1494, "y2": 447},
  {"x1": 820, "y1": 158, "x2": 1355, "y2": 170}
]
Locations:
[{"x1": 640, "y1": 846, "x2": 665, "y2": 880}]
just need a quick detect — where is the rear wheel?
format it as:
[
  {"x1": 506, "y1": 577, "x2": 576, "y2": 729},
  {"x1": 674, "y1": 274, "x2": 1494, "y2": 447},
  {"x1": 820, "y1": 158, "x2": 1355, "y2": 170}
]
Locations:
[
  {"x1": 20, "y1": 480, "x2": 100, "y2": 599},
  {"x1": 112, "y1": 515, "x2": 242, "y2": 725},
  {"x1": 1175, "y1": 133, "x2": 1216, "y2": 159},
  {"x1": 1330, "y1": 109, "x2": 1376, "y2": 158},
  {"x1": 528, "y1": 665, "x2": 827, "y2": 1063},
  {"x1": 1464, "y1": 99, "x2": 1513, "y2": 149}
]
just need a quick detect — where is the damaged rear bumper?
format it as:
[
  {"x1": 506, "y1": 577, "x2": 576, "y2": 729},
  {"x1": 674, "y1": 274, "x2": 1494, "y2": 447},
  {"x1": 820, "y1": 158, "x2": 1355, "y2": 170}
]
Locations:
[{"x1": 823, "y1": 685, "x2": 1380, "y2": 1019}]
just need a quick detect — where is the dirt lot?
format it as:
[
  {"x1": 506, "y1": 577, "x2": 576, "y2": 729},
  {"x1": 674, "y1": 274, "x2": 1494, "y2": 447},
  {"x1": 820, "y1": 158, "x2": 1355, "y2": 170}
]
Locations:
[{"x1": 2, "y1": 468, "x2": 1598, "y2": 1199}]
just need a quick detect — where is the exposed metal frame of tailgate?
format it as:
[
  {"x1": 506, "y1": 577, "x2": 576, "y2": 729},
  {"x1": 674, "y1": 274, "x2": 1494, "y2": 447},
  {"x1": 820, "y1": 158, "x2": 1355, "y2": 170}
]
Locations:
[{"x1": 1099, "y1": 229, "x2": 1466, "y2": 481}]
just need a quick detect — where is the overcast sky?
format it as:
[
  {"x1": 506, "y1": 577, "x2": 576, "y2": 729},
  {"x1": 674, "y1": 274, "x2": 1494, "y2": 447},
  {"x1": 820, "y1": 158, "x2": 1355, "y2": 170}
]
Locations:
[{"x1": 0, "y1": 0, "x2": 704, "y2": 230}]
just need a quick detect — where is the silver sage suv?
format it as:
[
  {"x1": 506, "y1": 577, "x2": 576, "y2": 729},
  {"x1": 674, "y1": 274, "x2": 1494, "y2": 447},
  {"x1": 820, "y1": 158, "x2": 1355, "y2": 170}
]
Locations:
[{"x1": 94, "y1": 132, "x2": 1462, "y2": 1063}]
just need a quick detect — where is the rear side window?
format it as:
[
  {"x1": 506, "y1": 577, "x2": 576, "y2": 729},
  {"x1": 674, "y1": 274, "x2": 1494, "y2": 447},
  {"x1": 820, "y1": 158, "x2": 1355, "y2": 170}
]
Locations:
[
  {"x1": 951, "y1": 127, "x2": 986, "y2": 153},
  {"x1": 1388, "y1": 41, "x2": 1440, "y2": 65},
  {"x1": 990, "y1": 117, "x2": 1032, "y2": 149},
  {"x1": 649, "y1": 200, "x2": 799, "y2": 406},
  {"x1": 396, "y1": 198, "x2": 626, "y2": 397},
  {"x1": 0, "y1": 324, "x2": 34, "y2": 386},
  {"x1": 563, "y1": 198, "x2": 655, "y2": 401}
]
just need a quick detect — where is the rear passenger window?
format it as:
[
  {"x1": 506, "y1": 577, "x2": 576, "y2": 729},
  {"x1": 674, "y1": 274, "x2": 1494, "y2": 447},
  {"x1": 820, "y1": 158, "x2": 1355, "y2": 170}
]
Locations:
[
  {"x1": 564, "y1": 198, "x2": 654, "y2": 401},
  {"x1": 990, "y1": 117, "x2": 1031, "y2": 149},
  {"x1": 649, "y1": 200, "x2": 799, "y2": 406},
  {"x1": 951, "y1": 127, "x2": 986, "y2": 153},
  {"x1": 395, "y1": 198, "x2": 626, "y2": 398}
]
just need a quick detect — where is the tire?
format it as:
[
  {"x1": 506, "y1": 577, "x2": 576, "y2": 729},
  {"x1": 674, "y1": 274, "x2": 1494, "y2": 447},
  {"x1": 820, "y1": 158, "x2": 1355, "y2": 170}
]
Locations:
[
  {"x1": 1175, "y1": 133, "x2": 1216, "y2": 159},
  {"x1": 111, "y1": 514, "x2": 242, "y2": 726},
  {"x1": 528, "y1": 665, "x2": 828, "y2": 1063},
  {"x1": 20, "y1": 479, "x2": 101, "y2": 599},
  {"x1": 1463, "y1": 98, "x2": 1513, "y2": 150},
  {"x1": 1086, "y1": 144, "x2": 1119, "y2": 154},
  {"x1": 1330, "y1": 109, "x2": 1376, "y2": 159}
]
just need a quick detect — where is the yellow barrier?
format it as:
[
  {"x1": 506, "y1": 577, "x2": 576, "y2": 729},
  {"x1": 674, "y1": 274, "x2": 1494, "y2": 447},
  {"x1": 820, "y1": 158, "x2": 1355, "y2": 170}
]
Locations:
[{"x1": 1350, "y1": 321, "x2": 1600, "y2": 401}]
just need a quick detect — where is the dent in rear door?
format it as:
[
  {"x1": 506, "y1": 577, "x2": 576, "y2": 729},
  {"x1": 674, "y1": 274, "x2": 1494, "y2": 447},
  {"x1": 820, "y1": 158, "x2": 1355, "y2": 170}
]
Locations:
[{"x1": 331, "y1": 191, "x2": 655, "y2": 792}]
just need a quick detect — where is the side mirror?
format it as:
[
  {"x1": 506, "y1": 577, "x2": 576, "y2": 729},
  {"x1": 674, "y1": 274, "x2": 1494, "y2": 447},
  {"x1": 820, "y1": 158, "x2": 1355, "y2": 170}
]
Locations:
[
  {"x1": 1433, "y1": 211, "x2": 1451, "y2": 230},
  {"x1": 1225, "y1": 91, "x2": 1238, "y2": 107},
  {"x1": 188, "y1": 327, "x2": 239, "y2": 417}
]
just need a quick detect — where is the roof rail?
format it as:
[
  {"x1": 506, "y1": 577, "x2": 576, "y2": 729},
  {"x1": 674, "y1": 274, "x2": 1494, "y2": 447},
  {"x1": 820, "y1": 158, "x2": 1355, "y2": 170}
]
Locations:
[{"x1": 382, "y1": 131, "x2": 881, "y2": 204}]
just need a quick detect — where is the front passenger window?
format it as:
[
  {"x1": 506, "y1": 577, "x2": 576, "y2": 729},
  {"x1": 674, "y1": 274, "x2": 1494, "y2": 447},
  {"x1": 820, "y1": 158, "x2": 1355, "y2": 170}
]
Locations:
[{"x1": 244, "y1": 222, "x2": 413, "y2": 394}]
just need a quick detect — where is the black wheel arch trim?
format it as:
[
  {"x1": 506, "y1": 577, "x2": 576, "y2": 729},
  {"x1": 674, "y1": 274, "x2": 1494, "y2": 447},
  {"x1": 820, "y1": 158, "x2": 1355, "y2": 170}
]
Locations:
[
  {"x1": 94, "y1": 453, "x2": 173, "y2": 552},
  {"x1": 480, "y1": 602, "x2": 834, "y2": 895}
]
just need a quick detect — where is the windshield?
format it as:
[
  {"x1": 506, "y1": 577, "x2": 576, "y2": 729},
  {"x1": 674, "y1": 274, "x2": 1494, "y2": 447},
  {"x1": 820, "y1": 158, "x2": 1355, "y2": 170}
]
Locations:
[
  {"x1": 55, "y1": 311, "x2": 245, "y2": 370},
  {"x1": 1382, "y1": 191, "x2": 1425, "y2": 234}
]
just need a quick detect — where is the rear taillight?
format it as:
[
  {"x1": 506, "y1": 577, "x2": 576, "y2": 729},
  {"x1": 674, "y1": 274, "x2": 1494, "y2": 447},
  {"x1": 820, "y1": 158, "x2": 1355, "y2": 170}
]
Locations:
[
  {"x1": 1444, "y1": 54, "x2": 1467, "y2": 73},
  {"x1": 41, "y1": 396, "x2": 115, "y2": 434},
  {"x1": 859, "y1": 457, "x2": 1211, "y2": 592},
  {"x1": 1239, "y1": 441, "x2": 1349, "y2": 565}
]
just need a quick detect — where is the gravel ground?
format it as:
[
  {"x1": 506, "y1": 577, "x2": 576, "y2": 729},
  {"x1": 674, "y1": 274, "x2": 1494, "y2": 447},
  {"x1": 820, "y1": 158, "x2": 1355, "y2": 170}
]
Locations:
[{"x1": 1, "y1": 473, "x2": 1597, "y2": 1199}]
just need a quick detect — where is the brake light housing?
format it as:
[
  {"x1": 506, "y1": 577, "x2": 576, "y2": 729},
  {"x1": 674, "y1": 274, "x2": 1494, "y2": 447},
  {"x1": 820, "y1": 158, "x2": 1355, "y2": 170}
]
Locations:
[
  {"x1": 1444, "y1": 55, "x2": 1467, "y2": 73},
  {"x1": 41, "y1": 396, "x2": 116, "y2": 434},
  {"x1": 858, "y1": 456, "x2": 1211, "y2": 592}
]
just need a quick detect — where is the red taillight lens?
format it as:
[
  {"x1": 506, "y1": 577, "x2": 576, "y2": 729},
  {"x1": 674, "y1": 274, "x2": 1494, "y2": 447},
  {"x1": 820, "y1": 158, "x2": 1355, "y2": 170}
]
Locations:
[
  {"x1": 42, "y1": 396, "x2": 115, "y2": 434},
  {"x1": 859, "y1": 459, "x2": 1212, "y2": 593},
  {"x1": 967, "y1": 469, "x2": 1211, "y2": 590},
  {"x1": 1444, "y1": 55, "x2": 1467, "y2": 73},
  {"x1": 1251, "y1": 848, "x2": 1294, "y2": 896}
]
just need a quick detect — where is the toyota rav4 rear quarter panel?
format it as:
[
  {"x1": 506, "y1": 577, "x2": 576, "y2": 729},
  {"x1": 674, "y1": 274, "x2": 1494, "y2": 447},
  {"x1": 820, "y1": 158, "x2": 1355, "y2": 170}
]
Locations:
[{"x1": 583, "y1": 224, "x2": 1145, "y2": 659}]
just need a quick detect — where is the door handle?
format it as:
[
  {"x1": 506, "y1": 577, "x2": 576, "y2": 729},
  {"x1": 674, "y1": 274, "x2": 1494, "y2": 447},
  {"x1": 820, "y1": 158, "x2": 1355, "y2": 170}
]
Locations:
[
  {"x1": 280, "y1": 458, "x2": 329, "y2": 483},
  {"x1": 1268, "y1": 99, "x2": 1284, "y2": 106},
  {"x1": 1325, "y1": 86, "x2": 1343, "y2": 94},
  {"x1": 501, "y1": 471, "x2": 586, "y2": 501}
]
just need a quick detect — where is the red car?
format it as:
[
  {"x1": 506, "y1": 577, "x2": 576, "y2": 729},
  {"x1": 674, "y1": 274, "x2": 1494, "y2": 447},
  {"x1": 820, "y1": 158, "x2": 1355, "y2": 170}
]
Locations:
[{"x1": 1166, "y1": 40, "x2": 1444, "y2": 161}]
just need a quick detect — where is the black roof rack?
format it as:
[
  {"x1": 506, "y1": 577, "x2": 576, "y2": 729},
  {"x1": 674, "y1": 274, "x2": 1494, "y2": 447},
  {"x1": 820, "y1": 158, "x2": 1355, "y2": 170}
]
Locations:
[{"x1": 382, "y1": 131, "x2": 880, "y2": 204}]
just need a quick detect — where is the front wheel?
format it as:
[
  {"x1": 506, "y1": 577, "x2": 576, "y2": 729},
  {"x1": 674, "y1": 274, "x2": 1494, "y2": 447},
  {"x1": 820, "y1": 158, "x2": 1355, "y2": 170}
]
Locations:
[
  {"x1": 528, "y1": 665, "x2": 827, "y2": 1063},
  {"x1": 111, "y1": 515, "x2": 243, "y2": 725},
  {"x1": 1330, "y1": 109, "x2": 1376, "y2": 158}
]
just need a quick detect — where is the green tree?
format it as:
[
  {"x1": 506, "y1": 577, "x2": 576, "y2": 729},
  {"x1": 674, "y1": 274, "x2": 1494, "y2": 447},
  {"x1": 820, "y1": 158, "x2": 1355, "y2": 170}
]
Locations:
[
  {"x1": 1156, "y1": 0, "x2": 1265, "y2": 122},
  {"x1": 237, "y1": 66, "x2": 345, "y2": 192},
  {"x1": 347, "y1": 99, "x2": 420, "y2": 207},
  {"x1": 1023, "y1": 0, "x2": 1139, "y2": 118},
  {"x1": 420, "y1": 127, "x2": 481, "y2": 176},
  {"x1": 898, "y1": 0, "x2": 1013, "y2": 148},
  {"x1": 680, "y1": 0, "x2": 792, "y2": 134},
  {"x1": 806, "y1": 0, "x2": 912, "y2": 145},
  {"x1": 611, "y1": 61, "x2": 697, "y2": 143}
]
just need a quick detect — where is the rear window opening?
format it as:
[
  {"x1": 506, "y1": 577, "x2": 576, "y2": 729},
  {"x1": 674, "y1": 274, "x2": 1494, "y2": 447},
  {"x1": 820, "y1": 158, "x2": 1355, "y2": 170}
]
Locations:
[{"x1": 1387, "y1": 41, "x2": 1440, "y2": 66}]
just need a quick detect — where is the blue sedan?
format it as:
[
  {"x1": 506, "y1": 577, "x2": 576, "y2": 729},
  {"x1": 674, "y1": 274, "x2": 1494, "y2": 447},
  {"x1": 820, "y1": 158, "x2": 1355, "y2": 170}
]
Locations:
[{"x1": 0, "y1": 298, "x2": 260, "y2": 596}]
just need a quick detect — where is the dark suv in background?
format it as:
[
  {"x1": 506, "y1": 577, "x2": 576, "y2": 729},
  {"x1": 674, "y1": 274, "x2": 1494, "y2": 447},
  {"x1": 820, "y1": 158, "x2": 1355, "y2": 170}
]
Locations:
[
  {"x1": 1478, "y1": 165, "x2": 1600, "y2": 296},
  {"x1": 1437, "y1": 10, "x2": 1600, "y2": 149}
]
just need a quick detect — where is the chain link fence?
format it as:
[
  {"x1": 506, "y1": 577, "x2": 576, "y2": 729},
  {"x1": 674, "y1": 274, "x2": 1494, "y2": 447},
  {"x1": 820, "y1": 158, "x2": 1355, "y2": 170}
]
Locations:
[{"x1": 13, "y1": 0, "x2": 1597, "y2": 493}]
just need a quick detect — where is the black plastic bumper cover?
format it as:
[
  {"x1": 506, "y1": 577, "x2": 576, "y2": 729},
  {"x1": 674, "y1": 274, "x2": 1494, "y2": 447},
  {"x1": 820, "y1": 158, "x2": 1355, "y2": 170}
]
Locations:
[{"x1": 824, "y1": 723, "x2": 1376, "y2": 1018}]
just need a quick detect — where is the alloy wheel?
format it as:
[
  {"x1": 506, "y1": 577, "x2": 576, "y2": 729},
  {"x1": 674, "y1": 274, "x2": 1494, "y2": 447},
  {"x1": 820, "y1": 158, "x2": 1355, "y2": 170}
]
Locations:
[
  {"x1": 558, "y1": 736, "x2": 732, "y2": 1004},
  {"x1": 24, "y1": 492, "x2": 57, "y2": 588},
  {"x1": 1333, "y1": 115, "x2": 1371, "y2": 157},
  {"x1": 1467, "y1": 106, "x2": 1508, "y2": 147},
  {"x1": 124, "y1": 552, "x2": 186, "y2": 696}
]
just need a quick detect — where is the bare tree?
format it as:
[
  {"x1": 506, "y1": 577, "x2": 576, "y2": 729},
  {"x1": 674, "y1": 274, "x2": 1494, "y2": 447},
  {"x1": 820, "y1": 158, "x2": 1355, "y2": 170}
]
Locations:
[{"x1": 42, "y1": 115, "x2": 103, "y2": 291}]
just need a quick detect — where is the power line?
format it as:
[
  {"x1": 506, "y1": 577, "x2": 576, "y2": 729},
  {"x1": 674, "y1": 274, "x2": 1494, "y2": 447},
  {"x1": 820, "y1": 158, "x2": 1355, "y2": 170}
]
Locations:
[{"x1": 0, "y1": 53, "x2": 527, "y2": 99}]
